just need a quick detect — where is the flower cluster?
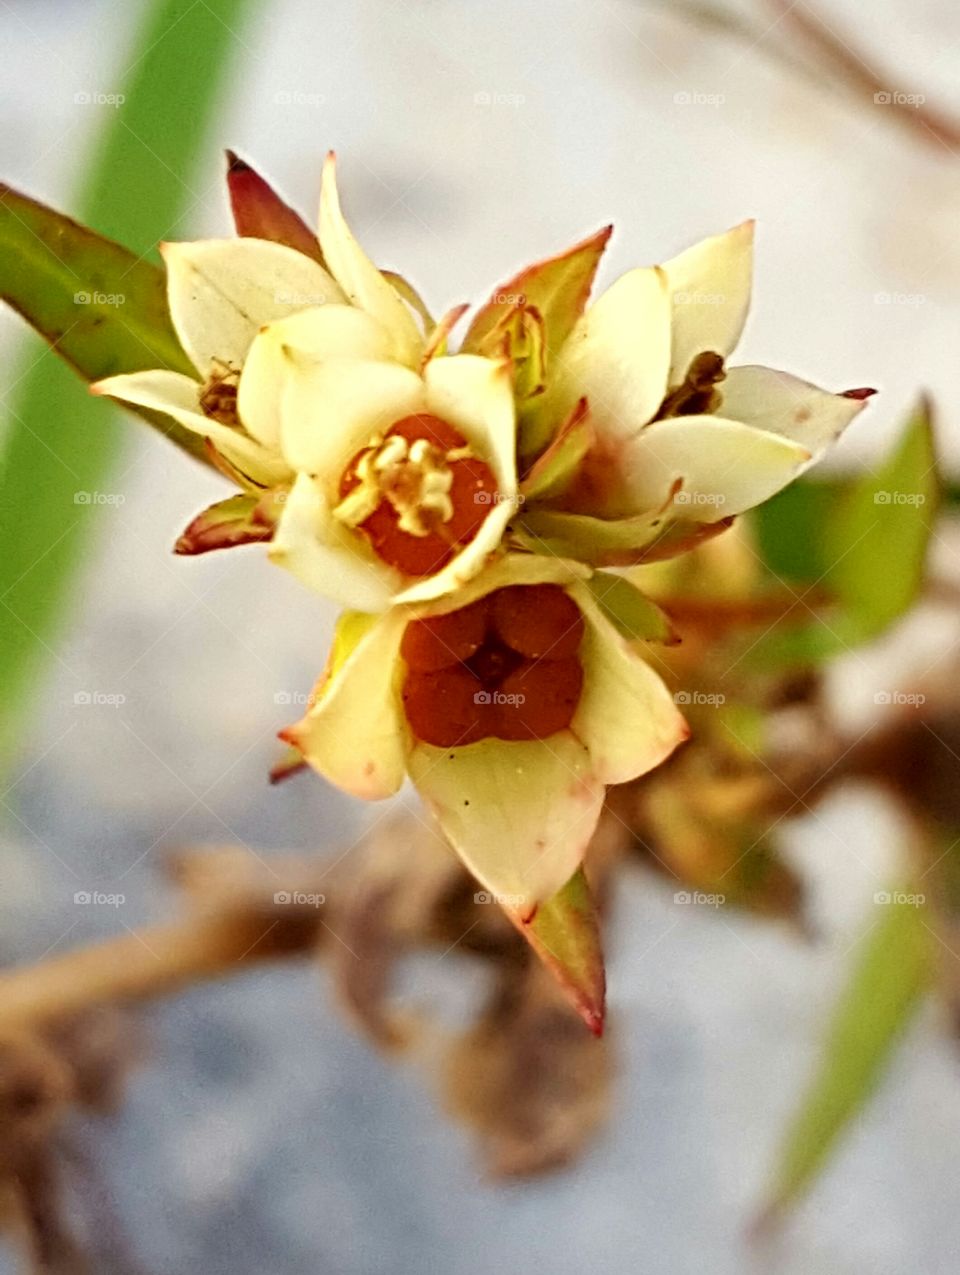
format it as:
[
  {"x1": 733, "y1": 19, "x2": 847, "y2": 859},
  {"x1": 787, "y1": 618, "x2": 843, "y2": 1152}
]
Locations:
[{"x1": 93, "y1": 153, "x2": 873, "y2": 925}]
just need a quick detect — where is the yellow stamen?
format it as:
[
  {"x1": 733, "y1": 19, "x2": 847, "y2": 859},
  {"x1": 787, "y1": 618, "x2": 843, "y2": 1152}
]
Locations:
[{"x1": 333, "y1": 434, "x2": 470, "y2": 537}]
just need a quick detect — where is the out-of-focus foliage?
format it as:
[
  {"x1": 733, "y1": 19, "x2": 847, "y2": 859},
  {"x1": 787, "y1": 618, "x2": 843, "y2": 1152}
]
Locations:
[
  {"x1": 761, "y1": 888, "x2": 932, "y2": 1219},
  {"x1": 0, "y1": 0, "x2": 253, "y2": 771},
  {"x1": 749, "y1": 399, "x2": 938, "y2": 667}
]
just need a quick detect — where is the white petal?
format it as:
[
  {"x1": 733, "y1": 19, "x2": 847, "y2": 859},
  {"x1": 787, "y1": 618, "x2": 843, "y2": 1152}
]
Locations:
[
  {"x1": 567, "y1": 581, "x2": 688, "y2": 783},
  {"x1": 407, "y1": 553, "x2": 590, "y2": 618},
  {"x1": 661, "y1": 221, "x2": 754, "y2": 386},
  {"x1": 161, "y1": 238, "x2": 344, "y2": 376},
  {"x1": 91, "y1": 369, "x2": 290, "y2": 486},
  {"x1": 268, "y1": 472, "x2": 400, "y2": 610},
  {"x1": 283, "y1": 609, "x2": 408, "y2": 800},
  {"x1": 408, "y1": 733, "x2": 605, "y2": 914},
  {"x1": 422, "y1": 354, "x2": 517, "y2": 495},
  {"x1": 719, "y1": 364, "x2": 870, "y2": 455},
  {"x1": 279, "y1": 355, "x2": 426, "y2": 476},
  {"x1": 238, "y1": 306, "x2": 395, "y2": 450},
  {"x1": 618, "y1": 415, "x2": 812, "y2": 522},
  {"x1": 394, "y1": 354, "x2": 520, "y2": 606},
  {"x1": 318, "y1": 153, "x2": 423, "y2": 367},
  {"x1": 548, "y1": 266, "x2": 671, "y2": 445}
]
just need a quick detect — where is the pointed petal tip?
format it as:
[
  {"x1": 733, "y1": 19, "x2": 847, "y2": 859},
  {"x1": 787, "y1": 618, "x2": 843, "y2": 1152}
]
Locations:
[
  {"x1": 841, "y1": 386, "x2": 878, "y2": 401},
  {"x1": 225, "y1": 148, "x2": 249, "y2": 173},
  {"x1": 269, "y1": 754, "x2": 308, "y2": 785},
  {"x1": 747, "y1": 1201, "x2": 783, "y2": 1243}
]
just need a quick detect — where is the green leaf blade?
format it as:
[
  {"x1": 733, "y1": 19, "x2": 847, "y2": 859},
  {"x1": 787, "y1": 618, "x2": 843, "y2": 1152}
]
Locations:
[
  {"x1": 749, "y1": 399, "x2": 939, "y2": 669},
  {"x1": 760, "y1": 889, "x2": 932, "y2": 1220},
  {"x1": 0, "y1": 0, "x2": 255, "y2": 770}
]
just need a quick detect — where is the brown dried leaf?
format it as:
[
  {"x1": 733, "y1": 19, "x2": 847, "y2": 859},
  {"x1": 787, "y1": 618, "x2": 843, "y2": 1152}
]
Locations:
[{"x1": 443, "y1": 959, "x2": 611, "y2": 1177}]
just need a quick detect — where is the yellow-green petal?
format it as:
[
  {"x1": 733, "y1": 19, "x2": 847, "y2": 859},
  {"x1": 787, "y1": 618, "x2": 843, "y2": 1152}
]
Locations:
[
  {"x1": 568, "y1": 580, "x2": 689, "y2": 784},
  {"x1": 408, "y1": 733, "x2": 605, "y2": 914},
  {"x1": 542, "y1": 266, "x2": 672, "y2": 451},
  {"x1": 282, "y1": 609, "x2": 408, "y2": 800},
  {"x1": 318, "y1": 153, "x2": 423, "y2": 368}
]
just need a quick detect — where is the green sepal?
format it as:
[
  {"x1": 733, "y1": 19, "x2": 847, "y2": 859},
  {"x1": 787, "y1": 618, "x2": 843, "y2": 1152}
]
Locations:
[
  {"x1": 583, "y1": 572, "x2": 678, "y2": 644},
  {"x1": 508, "y1": 868, "x2": 606, "y2": 1036}
]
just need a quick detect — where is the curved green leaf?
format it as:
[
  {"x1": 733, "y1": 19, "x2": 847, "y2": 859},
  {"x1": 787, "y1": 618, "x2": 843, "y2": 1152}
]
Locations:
[
  {"x1": 759, "y1": 888, "x2": 932, "y2": 1221},
  {"x1": 0, "y1": 183, "x2": 203, "y2": 458}
]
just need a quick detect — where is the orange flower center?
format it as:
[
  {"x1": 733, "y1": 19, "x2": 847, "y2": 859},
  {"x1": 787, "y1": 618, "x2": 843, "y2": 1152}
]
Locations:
[
  {"x1": 334, "y1": 413, "x2": 499, "y2": 577},
  {"x1": 400, "y1": 584, "x2": 585, "y2": 747}
]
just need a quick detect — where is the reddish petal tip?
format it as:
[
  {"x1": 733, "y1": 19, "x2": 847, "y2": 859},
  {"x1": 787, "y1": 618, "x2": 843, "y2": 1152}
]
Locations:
[
  {"x1": 584, "y1": 1008, "x2": 605, "y2": 1037},
  {"x1": 225, "y1": 148, "x2": 249, "y2": 174},
  {"x1": 842, "y1": 386, "x2": 878, "y2": 401},
  {"x1": 269, "y1": 756, "x2": 307, "y2": 785}
]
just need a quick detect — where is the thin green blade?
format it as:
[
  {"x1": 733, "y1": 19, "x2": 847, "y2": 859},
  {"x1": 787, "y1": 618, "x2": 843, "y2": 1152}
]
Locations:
[
  {"x1": 759, "y1": 888, "x2": 932, "y2": 1221},
  {"x1": 0, "y1": 0, "x2": 254, "y2": 769}
]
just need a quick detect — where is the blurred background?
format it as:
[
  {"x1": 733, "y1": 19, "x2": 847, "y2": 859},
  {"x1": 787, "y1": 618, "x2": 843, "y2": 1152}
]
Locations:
[{"x1": 2, "y1": 0, "x2": 960, "y2": 1271}]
